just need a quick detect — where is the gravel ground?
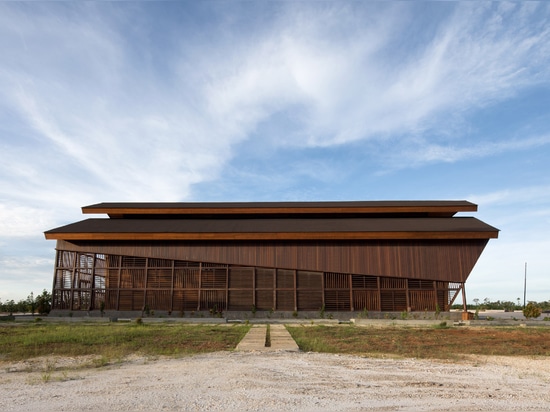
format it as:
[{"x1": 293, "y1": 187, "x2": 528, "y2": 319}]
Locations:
[{"x1": 1, "y1": 351, "x2": 550, "y2": 411}]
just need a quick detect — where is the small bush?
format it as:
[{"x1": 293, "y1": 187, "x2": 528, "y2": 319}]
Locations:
[{"x1": 523, "y1": 302, "x2": 542, "y2": 319}]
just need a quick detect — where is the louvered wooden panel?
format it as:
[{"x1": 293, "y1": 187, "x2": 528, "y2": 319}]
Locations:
[
  {"x1": 437, "y1": 289, "x2": 447, "y2": 310},
  {"x1": 175, "y1": 260, "x2": 200, "y2": 268},
  {"x1": 325, "y1": 273, "x2": 349, "y2": 289},
  {"x1": 105, "y1": 290, "x2": 118, "y2": 309},
  {"x1": 324, "y1": 290, "x2": 351, "y2": 311},
  {"x1": 55, "y1": 270, "x2": 73, "y2": 288},
  {"x1": 277, "y1": 269, "x2": 294, "y2": 288},
  {"x1": 352, "y1": 290, "x2": 379, "y2": 311},
  {"x1": 352, "y1": 275, "x2": 377, "y2": 289},
  {"x1": 380, "y1": 277, "x2": 406, "y2": 289},
  {"x1": 94, "y1": 272, "x2": 105, "y2": 289},
  {"x1": 200, "y1": 289, "x2": 226, "y2": 310},
  {"x1": 148, "y1": 258, "x2": 171, "y2": 268},
  {"x1": 106, "y1": 268, "x2": 118, "y2": 289},
  {"x1": 119, "y1": 269, "x2": 141, "y2": 288},
  {"x1": 93, "y1": 290, "x2": 105, "y2": 309},
  {"x1": 409, "y1": 290, "x2": 436, "y2": 311},
  {"x1": 57, "y1": 250, "x2": 75, "y2": 268},
  {"x1": 133, "y1": 291, "x2": 144, "y2": 311},
  {"x1": 201, "y1": 268, "x2": 227, "y2": 289},
  {"x1": 228, "y1": 290, "x2": 253, "y2": 310},
  {"x1": 147, "y1": 268, "x2": 172, "y2": 288},
  {"x1": 174, "y1": 268, "x2": 199, "y2": 288},
  {"x1": 78, "y1": 253, "x2": 94, "y2": 270},
  {"x1": 72, "y1": 290, "x2": 91, "y2": 310},
  {"x1": 53, "y1": 290, "x2": 70, "y2": 309},
  {"x1": 229, "y1": 267, "x2": 253, "y2": 288},
  {"x1": 297, "y1": 271, "x2": 322, "y2": 289},
  {"x1": 76, "y1": 270, "x2": 93, "y2": 288},
  {"x1": 408, "y1": 279, "x2": 434, "y2": 289},
  {"x1": 297, "y1": 290, "x2": 322, "y2": 310},
  {"x1": 107, "y1": 255, "x2": 120, "y2": 268},
  {"x1": 255, "y1": 290, "x2": 274, "y2": 310},
  {"x1": 146, "y1": 290, "x2": 171, "y2": 311},
  {"x1": 276, "y1": 290, "x2": 294, "y2": 310},
  {"x1": 121, "y1": 256, "x2": 147, "y2": 267},
  {"x1": 118, "y1": 290, "x2": 133, "y2": 310},
  {"x1": 256, "y1": 268, "x2": 274, "y2": 288},
  {"x1": 381, "y1": 291, "x2": 407, "y2": 311},
  {"x1": 182, "y1": 290, "x2": 198, "y2": 310}
]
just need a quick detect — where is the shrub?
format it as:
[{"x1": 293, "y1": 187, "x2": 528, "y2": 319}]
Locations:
[{"x1": 523, "y1": 302, "x2": 542, "y2": 319}]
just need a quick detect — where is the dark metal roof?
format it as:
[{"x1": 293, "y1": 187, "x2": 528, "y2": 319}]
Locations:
[{"x1": 45, "y1": 217, "x2": 499, "y2": 240}]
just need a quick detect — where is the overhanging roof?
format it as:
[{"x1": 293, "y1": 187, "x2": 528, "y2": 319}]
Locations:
[
  {"x1": 44, "y1": 217, "x2": 499, "y2": 241},
  {"x1": 82, "y1": 200, "x2": 477, "y2": 218}
]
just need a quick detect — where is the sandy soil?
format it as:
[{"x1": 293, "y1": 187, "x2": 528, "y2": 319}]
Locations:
[{"x1": 1, "y1": 351, "x2": 550, "y2": 411}]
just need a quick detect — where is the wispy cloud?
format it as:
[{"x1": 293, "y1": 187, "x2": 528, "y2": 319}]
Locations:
[
  {"x1": 1, "y1": 2, "x2": 549, "y2": 209},
  {"x1": 390, "y1": 134, "x2": 550, "y2": 167}
]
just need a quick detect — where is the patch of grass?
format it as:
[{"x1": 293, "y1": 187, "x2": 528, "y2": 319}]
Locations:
[
  {"x1": 0, "y1": 323, "x2": 250, "y2": 362},
  {"x1": 286, "y1": 325, "x2": 550, "y2": 359}
]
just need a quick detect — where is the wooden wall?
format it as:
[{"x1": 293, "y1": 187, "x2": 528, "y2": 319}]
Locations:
[{"x1": 57, "y1": 238, "x2": 489, "y2": 283}]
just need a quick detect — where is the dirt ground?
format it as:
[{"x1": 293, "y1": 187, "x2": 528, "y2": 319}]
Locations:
[{"x1": 1, "y1": 351, "x2": 550, "y2": 411}]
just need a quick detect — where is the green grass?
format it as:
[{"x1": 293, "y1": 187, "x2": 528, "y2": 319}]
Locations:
[
  {"x1": 286, "y1": 325, "x2": 550, "y2": 359},
  {"x1": 0, "y1": 323, "x2": 250, "y2": 361}
]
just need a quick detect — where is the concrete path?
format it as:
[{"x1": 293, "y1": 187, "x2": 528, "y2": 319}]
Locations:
[{"x1": 236, "y1": 324, "x2": 300, "y2": 352}]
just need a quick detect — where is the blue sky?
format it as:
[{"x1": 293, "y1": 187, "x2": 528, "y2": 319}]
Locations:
[{"x1": 1, "y1": 2, "x2": 549, "y2": 305}]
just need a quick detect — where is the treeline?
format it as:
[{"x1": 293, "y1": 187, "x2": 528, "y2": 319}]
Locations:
[
  {"x1": 0, "y1": 290, "x2": 52, "y2": 315},
  {"x1": 451, "y1": 298, "x2": 550, "y2": 312}
]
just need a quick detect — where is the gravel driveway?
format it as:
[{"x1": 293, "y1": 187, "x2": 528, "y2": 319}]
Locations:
[{"x1": 2, "y1": 351, "x2": 549, "y2": 411}]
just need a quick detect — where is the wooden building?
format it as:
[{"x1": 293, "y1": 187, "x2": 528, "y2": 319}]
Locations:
[{"x1": 44, "y1": 201, "x2": 498, "y2": 315}]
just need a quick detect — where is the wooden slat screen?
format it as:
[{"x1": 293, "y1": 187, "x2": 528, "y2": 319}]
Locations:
[{"x1": 51, "y1": 249, "x2": 459, "y2": 314}]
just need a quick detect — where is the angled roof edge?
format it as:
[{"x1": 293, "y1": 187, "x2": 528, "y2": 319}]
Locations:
[
  {"x1": 44, "y1": 216, "x2": 499, "y2": 241},
  {"x1": 82, "y1": 200, "x2": 478, "y2": 218}
]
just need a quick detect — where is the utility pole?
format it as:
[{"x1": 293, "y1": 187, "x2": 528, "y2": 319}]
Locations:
[{"x1": 523, "y1": 262, "x2": 527, "y2": 309}]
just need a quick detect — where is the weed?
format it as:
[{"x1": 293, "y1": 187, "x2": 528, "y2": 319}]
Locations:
[
  {"x1": 265, "y1": 324, "x2": 271, "y2": 347},
  {"x1": 400, "y1": 311, "x2": 408, "y2": 320},
  {"x1": 292, "y1": 310, "x2": 298, "y2": 318},
  {"x1": 135, "y1": 317, "x2": 143, "y2": 325},
  {"x1": 92, "y1": 356, "x2": 110, "y2": 368},
  {"x1": 435, "y1": 304, "x2": 441, "y2": 319}
]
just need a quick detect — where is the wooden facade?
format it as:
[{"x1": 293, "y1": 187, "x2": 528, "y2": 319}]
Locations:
[{"x1": 44, "y1": 201, "x2": 498, "y2": 314}]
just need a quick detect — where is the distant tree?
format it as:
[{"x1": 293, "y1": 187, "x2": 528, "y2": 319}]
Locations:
[
  {"x1": 5, "y1": 299, "x2": 16, "y2": 315},
  {"x1": 523, "y1": 302, "x2": 542, "y2": 319},
  {"x1": 35, "y1": 290, "x2": 52, "y2": 315},
  {"x1": 27, "y1": 292, "x2": 36, "y2": 315},
  {"x1": 502, "y1": 301, "x2": 515, "y2": 312},
  {"x1": 473, "y1": 298, "x2": 480, "y2": 307}
]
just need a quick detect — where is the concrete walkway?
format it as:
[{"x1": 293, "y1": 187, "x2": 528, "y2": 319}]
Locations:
[{"x1": 236, "y1": 324, "x2": 300, "y2": 352}]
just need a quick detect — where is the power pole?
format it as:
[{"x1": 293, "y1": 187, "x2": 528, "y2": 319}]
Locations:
[{"x1": 523, "y1": 262, "x2": 527, "y2": 309}]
